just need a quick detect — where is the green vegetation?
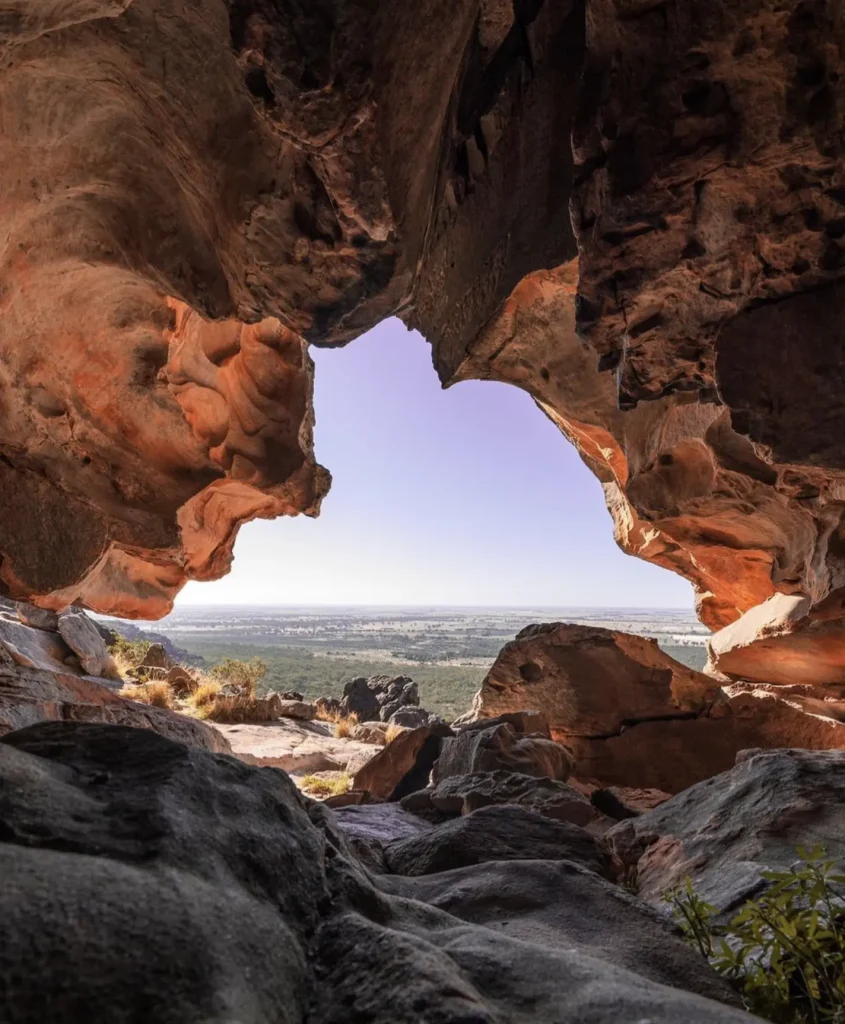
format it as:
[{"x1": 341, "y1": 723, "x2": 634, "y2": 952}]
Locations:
[
  {"x1": 210, "y1": 656, "x2": 266, "y2": 697},
  {"x1": 669, "y1": 848, "x2": 845, "y2": 1023},
  {"x1": 111, "y1": 634, "x2": 152, "y2": 677},
  {"x1": 173, "y1": 641, "x2": 487, "y2": 721},
  {"x1": 301, "y1": 774, "x2": 351, "y2": 798}
]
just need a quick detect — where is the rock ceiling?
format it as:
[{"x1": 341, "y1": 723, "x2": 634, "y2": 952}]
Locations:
[{"x1": 2, "y1": 0, "x2": 845, "y2": 682}]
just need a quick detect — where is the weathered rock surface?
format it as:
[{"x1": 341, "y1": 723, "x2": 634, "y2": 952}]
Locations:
[
  {"x1": 56, "y1": 609, "x2": 117, "y2": 678},
  {"x1": 350, "y1": 720, "x2": 389, "y2": 745},
  {"x1": 341, "y1": 675, "x2": 419, "y2": 723},
  {"x1": 0, "y1": 665, "x2": 229, "y2": 754},
  {"x1": 402, "y1": 770, "x2": 600, "y2": 828},
  {"x1": 433, "y1": 721, "x2": 572, "y2": 783},
  {"x1": 0, "y1": 722, "x2": 753, "y2": 1023},
  {"x1": 213, "y1": 719, "x2": 375, "y2": 775},
  {"x1": 276, "y1": 699, "x2": 317, "y2": 721},
  {"x1": 384, "y1": 804, "x2": 618, "y2": 879},
  {"x1": 471, "y1": 624, "x2": 717, "y2": 736},
  {"x1": 611, "y1": 748, "x2": 845, "y2": 913},
  {"x1": 387, "y1": 706, "x2": 444, "y2": 730},
  {"x1": 377, "y1": 859, "x2": 738, "y2": 1006},
  {"x1": 352, "y1": 722, "x2": 451, "y2": 801},
  {"x1": 469, "y1": 624, "x2": 845, "y2": 791},
  {"x1": 591, "y1": 786, "x2": 673, "y2": 821}
]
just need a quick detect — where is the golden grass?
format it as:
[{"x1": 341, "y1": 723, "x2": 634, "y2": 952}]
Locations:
[
  {"x1": 301, "y1": 774, "x2": 351, "y2": 798},
  {"x1": 334, "y1": 712, "x2": 359, "y2": 738},
  {"x1": 384, "y1": 723, "x2": 406, "y2": 745},
  {"x1": 119, "y1": 681, "x2": 174, "y2": 710}
]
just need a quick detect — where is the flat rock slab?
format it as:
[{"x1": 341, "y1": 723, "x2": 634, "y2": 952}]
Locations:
[
  {"x1": 332, "y1": 804, "x2": 433, "y2": 846},
  {"x1": 385, "y1": 804, "x2": 617, "y2": 879},
  {"x1": 214, "y1": 719, "x2": 377, "y2": 774}
]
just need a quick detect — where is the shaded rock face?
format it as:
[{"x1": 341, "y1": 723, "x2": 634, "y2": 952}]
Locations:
[
  {"x1": 470, "y1": 623, "x2": 845, "y2": 791},
  {"x1": 401, "y1": 770, "x2": 600, "y2": 828},
  {"x1": 341, "y1": 675, "x2": 419, "y2": 723},
  {"x1": 610, "y1": 748, "x2": 845, "y2": 915},
  {"x1": 433, "y1": 721, "x2": 572, "y2": 783},
  {"x1": 0, "y1": 722, "x2": 755, "y2": 1023}
]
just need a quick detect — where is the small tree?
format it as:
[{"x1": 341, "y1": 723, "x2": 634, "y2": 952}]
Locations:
[{"x1": 210, "y1": 657, "x2": 267, "y2": 698}]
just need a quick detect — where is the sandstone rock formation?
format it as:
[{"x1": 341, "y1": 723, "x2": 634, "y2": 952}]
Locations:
[
  {"x1": 2, "y1": 0, "x2": 845, "y2": 684},
  {"x1": 470, "y1": 623, "x2": 845, "y2": 791},
  {"x1": 1, "y1": 722, "x2": 757, "y2": 1022},
  {"x1": 352, "y1": 721, "x2": 452, "y2": 801},
  {"x1": 610, "y1": 747, "x2": 845, "y2": 913}
]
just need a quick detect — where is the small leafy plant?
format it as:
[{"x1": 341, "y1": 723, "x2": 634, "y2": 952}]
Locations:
[{"x1": 669, "y1": 847, "x2": 845, "y2": 1023}]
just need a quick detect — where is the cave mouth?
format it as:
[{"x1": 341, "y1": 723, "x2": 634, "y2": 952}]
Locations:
[{"x1": 175, "y1": 318, "x2": 696, "y2": 613}]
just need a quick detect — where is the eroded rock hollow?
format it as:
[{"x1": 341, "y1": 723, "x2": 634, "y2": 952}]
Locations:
[{"x1": 3, "y1": 0, "x2": 845, "y2": 684}]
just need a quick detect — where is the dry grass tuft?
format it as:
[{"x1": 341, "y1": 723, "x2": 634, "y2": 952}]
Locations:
[
  {"x1": 119, "y1": 681, "x2": 174, "y2": 710},
  {"x1": 334, "y1": 713, "x2": 359, "y2": 738},
  {"x1": 384, "y1": 723, "x2": 406, "y2": 745},
  {"x1": 301, "y1": 774, "x2": 351, "y2": 798}
]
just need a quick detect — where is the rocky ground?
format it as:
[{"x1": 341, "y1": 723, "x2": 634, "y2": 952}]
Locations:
[{"x1": 2, "y1": 595, "x2": 845, "y2": 1020}]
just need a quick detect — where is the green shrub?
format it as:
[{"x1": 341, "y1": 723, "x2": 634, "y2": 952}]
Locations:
[
  {"x1": 210, "y1": 656, "x2": 267, "y2": 698},
  {"x1": 669, "y1": 847, "x2": 845, "y2": 1023}
]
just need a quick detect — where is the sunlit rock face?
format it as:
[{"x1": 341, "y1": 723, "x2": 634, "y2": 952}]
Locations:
[
  {"x1": 4, "y1": 0, "x2": 845, "y2": 676},
  {"x1": 420, "y1": 0, "x2": 845, "y2": 676}
]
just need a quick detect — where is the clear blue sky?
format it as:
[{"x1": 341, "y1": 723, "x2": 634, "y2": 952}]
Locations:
[{"x1": 178, "y1": 318, "x2": 694, "y2": 608}]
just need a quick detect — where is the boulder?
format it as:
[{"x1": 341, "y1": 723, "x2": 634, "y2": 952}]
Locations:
[
  {"x1": 706, "y1": 592, "x2": 845, "y2": 687},
  {"x1": 341, "y1": 675, "x2": 419, "y2": 723},
  {"x1": 164, "y1": 665, "x2": 196, "y2": 697},
  {"x1": 402, "y1": 770, "x2": 600, "y2": 827},
  {"x1": 610, "y1": 748, "x2": 845, "y2": 913},
  {"x1": 12, "y1": 602, "x2": 59, "y2": 632},
  {"x1": 0, "y1": 721, "x2": 753, "y2": 1023},
  {"x1": 433, "y1": 722, "x2": 571, "y2": 784},
  {"x1": 385, "y1": 805, "x2": 618, "y2": 880},
  {"x1": 0, "y1": 616, "x2": 78, "y2": 674},
  {"x1": 570, "y1": 686, "x2": 845, "y2": 793},
  {"x1": 352, "y1": 723, "x2": 452, "y2": 801},
  {"x1": 134, "y1": 642, "x2": 174, "y2": 673},
  {"x1": 471, "y1": 624, "x2": 845, "y2": 792},
  {"x1": 470, "y1": 624, "x2": 718, "y2": 738},
  {"x1": 57, "y1": 610, "x2": 117, "y2": 679},
  {"x1": 350, "y1": 721, "x2": 389, "y2": 745},
  {"x1": 276, "y1": 699, "x2": 317, "y2": 721},
  {"x1": 387, "y1": 706, "x2": 443, "y2": 730},
  {"x1": 591, "y1": 787, "x2": 673, "y2": 821}
]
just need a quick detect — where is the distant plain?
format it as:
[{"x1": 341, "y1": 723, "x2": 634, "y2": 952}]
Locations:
[{"x1": 114, "y1": 605, "x2": 709, "y2": 721}]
